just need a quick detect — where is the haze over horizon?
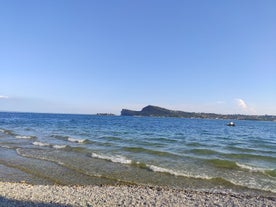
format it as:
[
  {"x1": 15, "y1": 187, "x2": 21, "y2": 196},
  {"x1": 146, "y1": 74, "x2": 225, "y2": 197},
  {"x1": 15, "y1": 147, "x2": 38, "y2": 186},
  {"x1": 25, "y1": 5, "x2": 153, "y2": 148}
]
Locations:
[{"x1": 1, "y1": 1, "x2": 276, "y2": 115}]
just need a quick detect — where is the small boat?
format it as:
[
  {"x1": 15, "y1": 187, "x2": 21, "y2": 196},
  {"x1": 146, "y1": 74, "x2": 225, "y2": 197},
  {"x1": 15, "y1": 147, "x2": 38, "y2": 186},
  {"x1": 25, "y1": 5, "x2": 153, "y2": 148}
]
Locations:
[{"x1": 227, "y1": 122, "x2": 235, "y2": 126}]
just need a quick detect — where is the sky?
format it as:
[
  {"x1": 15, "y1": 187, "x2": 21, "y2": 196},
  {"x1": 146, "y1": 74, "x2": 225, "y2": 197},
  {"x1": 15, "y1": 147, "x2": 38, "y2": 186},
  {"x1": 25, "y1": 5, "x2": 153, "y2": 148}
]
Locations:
[{"x1": 0, "y1": 0, "x2": 276, "y2": 115}]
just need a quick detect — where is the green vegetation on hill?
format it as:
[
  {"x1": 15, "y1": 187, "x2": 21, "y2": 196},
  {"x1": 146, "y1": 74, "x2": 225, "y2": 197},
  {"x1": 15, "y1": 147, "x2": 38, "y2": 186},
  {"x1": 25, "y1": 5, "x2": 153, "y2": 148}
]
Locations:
[{"x1": 121, "y1": 105, "x2": 276, "y2": 121}]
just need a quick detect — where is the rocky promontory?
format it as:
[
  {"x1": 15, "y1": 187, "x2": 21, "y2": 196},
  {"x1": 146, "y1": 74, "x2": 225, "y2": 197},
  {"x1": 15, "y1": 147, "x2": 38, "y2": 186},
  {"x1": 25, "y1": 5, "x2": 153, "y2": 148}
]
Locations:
[
  {"x1": 121, "y1": 105, "x2": 276, "y2": 121},
  {"x1": 121, "y1": 105, "x2": 193, "y2": 117}
]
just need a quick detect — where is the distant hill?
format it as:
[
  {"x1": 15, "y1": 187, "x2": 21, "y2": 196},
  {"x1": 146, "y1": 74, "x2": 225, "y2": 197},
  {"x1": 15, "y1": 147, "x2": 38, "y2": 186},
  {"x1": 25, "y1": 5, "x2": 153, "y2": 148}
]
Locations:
[{"x1": 121, "y1": 105, "x2": 276, "y2": 121}]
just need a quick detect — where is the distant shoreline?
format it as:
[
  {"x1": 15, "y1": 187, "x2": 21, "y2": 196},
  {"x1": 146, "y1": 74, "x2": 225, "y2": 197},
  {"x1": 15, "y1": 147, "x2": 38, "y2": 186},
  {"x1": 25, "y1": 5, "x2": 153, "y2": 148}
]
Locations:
[
  {"x1": 1, "y1": 108, "x2": 276, "y2": 121},
  {"x1": 121, "y1": 105, "x2": 276, "y2": 121}
]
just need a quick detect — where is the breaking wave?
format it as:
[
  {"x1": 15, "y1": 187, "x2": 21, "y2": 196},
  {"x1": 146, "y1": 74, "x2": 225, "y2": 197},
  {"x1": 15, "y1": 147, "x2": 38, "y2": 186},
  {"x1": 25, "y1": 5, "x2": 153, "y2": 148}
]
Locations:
[
  {"x1": 90, "y1": 152, "x2": 212, "y2": 180},
  {"x1": 68, "y1": 137, "x2": 88, "y2": 143},
  {"x1": 91, "y1": 153, "x2": 132, "y2": 164},
  {"x1": 51, "y1": 134, "x2": 88, "y2": 144},
  {"x1": 15, "y1": 135, "x2": 36, "y2": 139},
  {"x1": 0, "y1": 128, "x2": 16, "y2": 136},
  {"x1": 146, "y1": 164, "x2": 212, "y2": 180},
  {"x1": 236, "y1": 163, "x2": 276, "y2": 177},
  {"x1": 52, "y1": 144, "x2": 68, "y2": 149},
  {"x1": 33, "y1": 141, "x2": 51, "y2": 147}
]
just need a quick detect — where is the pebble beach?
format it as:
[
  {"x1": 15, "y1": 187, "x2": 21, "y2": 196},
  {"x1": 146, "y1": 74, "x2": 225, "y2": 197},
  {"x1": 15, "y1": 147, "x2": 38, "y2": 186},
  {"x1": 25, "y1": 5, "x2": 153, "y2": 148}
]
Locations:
[{"x1": 0, "y1": 182, "x2": 275, "y2": 207}]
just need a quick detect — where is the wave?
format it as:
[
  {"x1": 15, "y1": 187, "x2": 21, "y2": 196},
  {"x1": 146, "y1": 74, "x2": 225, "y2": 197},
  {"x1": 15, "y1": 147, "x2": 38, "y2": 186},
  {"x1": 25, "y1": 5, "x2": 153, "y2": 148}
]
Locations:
[
  {"x1": 147, "y1": 164, "x2": 276, "y2": 193},
  {"x1": 224, "y1": 153, "x2": 276, "y2": 162},
  {"x1": 265, "y1": 169, "x2": 276, "y2": 177},
  {"x1": 15, "y1": 135, "x2": 36, "y2": 139},
  {"x1": 67, "y1": 137, "x2": 88, "y2": 143},
  {"x1": 32, "y1": 141, "x2": 51, "y2": 147},
  {"x1": 16, "y1": 148, "x2": 66, "y2": 167},
  {"x1": 51, "y1": 134, "x2": 69, "y2": 140},
  {"x1": 186, "y1": 142, "x2": 206, "y2": 147},
  {"x1": 146, "y1": 165, "x2": 183, "y2": 176},
  {"x1": 90, "y1": 152, "x2": 211, "y2": 180},
  {"x1": 52, "y1": 144, "x2": 68, "y2": 149},
  {"x1": 0, "y1": 144, "x2": 14, "y2": 149},
  {"x1": 32, "y1": 141, "x2": 69, "y2": 149},
  {"x1": 0, "y1": 129, "x2": 36, "y2": 140},
  {"x1": 51, "y1": 134, "x2": 89, "y2": 144},
  {"x1": 189, "y1": 148, "x2": 219, "y2": 155},
  {"x1": 207, "y1": 159, "x2": 276, "y2": 179},
  {"x1": 91, "y1": 153, "x2": 132, "y2": 164},
  {"x1": 101, "y1": 136, "x2": 123, "y2": 141},
  {"x1": 146, "y1": 164, "x2": 212, "y2": 180},
  {"x1": 226, "y1": 146, "x2": 276, "y2": 156},
  {"x1": 207, "y1": 159, "x2": 239, "y2": 169},
  {"x1": 236, "y1": 162, "x2": 266, "y2": 172},
  {"x1": 0, "y1": 128, "x2": 16, "y2": 136},
  {"x1": 123, "y1": 147, "x2": 180, "y2": 158},
  {"x1": 152, "y1": 137, "x2": 178, "y2": 143},
  {"x1": 236, "y1": 163, "x2": 276, "y2": 177}
]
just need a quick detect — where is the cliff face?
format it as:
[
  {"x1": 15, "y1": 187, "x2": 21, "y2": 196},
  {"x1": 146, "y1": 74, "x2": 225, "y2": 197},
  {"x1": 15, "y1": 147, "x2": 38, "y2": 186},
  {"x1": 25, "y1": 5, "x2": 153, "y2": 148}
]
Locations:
[{"x1": 120, "y1": 109, "x2": 141, "y2": 116}]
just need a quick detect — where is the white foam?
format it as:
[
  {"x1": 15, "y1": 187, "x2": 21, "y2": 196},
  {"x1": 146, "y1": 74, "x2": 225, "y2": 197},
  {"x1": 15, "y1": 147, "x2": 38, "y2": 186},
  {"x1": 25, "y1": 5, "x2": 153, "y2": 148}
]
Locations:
[
  {"x1": 15, "y1": 135, "x2": 34, "y2": 139},
  {"x1": 146, "y1": 164, "x2": 212, "y2": 180},
  {"x1": 236, "y1": 162, "x2": 267, "y2": 173},
  {"x1": 91, "y1": 153, "x2": 132, "y2": 164},
  {"x1": 52, "y1": 144, "x2": 68, "y2": 149},
  {"x1": 148, "y1": 165, "x2": 175, "y2": 174},
  {"x1": 0, "y1": 129, "x2": 5, "y2": 133},
  {"x1": 32, "y1": 141, "x2": 50, "y2": 147},
  {"x1": 0, "y1": 145, "x2": 13, "y2": 149},
  {"x1": 68, "y1": 137, "x2": 87, "y2": 143}
]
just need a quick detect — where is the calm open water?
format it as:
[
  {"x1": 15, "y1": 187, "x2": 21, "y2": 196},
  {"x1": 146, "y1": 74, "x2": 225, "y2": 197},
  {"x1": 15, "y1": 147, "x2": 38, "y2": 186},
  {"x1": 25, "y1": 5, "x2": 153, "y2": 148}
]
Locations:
[{"x1": 0, "y1": 112, "x2": 275, "y2": 194}]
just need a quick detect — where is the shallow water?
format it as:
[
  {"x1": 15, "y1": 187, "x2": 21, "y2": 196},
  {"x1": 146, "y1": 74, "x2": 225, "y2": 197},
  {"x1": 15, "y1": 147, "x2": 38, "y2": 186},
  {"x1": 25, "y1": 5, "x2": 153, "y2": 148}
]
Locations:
[{"x1": 0, "y1": 112, "x2": 275, "y2": 194}]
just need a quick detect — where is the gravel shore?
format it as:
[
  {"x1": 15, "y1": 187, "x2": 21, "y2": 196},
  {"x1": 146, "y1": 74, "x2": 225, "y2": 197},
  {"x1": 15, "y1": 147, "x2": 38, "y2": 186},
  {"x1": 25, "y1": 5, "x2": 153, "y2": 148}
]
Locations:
[{"x1": 0, "y1": 182, "x2": 275, "y2": 207}]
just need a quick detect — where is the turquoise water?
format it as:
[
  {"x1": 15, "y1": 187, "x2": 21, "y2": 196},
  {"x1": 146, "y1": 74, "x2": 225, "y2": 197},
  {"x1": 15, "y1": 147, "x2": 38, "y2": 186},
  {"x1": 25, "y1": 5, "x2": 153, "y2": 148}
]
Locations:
[{"x1": 0, "y1": 112, "x2": 275, "y2": 193}]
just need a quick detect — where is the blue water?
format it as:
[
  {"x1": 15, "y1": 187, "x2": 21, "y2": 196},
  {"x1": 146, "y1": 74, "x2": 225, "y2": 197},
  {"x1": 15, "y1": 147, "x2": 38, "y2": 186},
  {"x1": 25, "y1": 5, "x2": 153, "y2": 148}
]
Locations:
[{"x1": 0, "y1": 112, "x2": 275, "y2": 193}]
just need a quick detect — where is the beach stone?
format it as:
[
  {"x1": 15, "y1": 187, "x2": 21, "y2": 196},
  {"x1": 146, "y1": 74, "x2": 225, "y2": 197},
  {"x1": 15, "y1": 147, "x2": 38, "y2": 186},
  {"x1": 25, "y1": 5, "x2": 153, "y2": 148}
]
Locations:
[{"x1": 0, "y1": 182, "x2": 275, "y2": 207}]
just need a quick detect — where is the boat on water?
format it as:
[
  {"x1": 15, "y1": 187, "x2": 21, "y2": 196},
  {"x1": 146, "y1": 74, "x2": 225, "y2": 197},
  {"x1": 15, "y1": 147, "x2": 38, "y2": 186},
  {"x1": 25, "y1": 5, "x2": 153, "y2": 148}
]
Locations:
[{"x1": 227, "y1": 122, "x2": 235, "y2": 126}]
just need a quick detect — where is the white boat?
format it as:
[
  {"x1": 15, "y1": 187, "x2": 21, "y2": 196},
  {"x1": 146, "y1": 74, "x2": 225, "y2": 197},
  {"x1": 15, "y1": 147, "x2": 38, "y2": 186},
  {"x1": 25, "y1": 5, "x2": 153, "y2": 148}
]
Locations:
[{"x1": 227, "y1": 122, "x2": 235, "y2": 126}]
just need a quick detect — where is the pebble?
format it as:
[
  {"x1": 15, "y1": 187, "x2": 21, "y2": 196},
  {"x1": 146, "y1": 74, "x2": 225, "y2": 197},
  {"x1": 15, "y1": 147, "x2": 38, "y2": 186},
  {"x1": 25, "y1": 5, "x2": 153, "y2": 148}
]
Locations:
[{"x1": 0, "y1": 182, "x2": 275, "y2": 207}]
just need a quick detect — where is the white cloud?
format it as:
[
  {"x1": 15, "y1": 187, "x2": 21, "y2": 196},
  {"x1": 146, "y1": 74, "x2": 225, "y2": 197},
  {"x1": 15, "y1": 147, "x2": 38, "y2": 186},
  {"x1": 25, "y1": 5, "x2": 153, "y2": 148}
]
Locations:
[
  {"x1": 235, "y1": 98, "x2": 256, "y2": 114},
  {"x1": 0, "y1": 95, "x2": 9, "y2": 99},
  {"x1": 236, "y1": 98, "x2": 248, "y2": 110}
]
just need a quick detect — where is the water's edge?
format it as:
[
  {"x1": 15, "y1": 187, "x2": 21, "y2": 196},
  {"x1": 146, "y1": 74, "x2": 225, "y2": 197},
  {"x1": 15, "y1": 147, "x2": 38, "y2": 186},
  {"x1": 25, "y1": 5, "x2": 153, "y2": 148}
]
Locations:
[{"x1": 0, "y1": 112, "x2": 275, "y2": 196}]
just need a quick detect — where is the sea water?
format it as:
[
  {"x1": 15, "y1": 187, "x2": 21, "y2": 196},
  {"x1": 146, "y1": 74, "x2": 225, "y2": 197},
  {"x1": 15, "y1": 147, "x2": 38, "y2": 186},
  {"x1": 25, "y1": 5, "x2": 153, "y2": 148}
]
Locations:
[{"x1": 0, "y1": 112, "x2": 275, "y2": 194}]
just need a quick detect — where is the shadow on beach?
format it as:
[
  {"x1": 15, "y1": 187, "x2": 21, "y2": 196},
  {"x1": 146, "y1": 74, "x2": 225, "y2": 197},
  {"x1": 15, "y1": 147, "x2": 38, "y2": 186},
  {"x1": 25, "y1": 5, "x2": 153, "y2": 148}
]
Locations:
[{"x1": 0, "y1": 196, "x2": 73, "y2": 207}]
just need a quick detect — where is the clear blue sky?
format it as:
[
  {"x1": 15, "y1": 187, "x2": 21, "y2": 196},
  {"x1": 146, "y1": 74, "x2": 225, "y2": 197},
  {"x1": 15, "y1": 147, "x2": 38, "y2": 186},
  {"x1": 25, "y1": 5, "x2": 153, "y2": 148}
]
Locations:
[{"x1": 1, "y1": 0, "x2": 275, "y2": 115}]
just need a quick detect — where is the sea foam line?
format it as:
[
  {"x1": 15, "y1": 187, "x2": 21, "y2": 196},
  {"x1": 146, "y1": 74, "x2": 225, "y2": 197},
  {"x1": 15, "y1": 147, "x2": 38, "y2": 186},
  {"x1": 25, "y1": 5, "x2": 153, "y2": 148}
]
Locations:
[
  {"x1": 32, "y1": 141, "x2": 51, "y2": 147},
  {"x1": 15, "y1": 135, "x2": 35, "y2": 139},
  {"x1": 0, "y1": 128, "x2": 15, "y2": 136},
  {"x1": 52, "y1": 144, "x2": 68, "y2": 149},
  {"x1": 90, "y1": 152, "x2": 212, "y2": 180},
  {"x1": 236, "y1": 162, "x2": 275, "y2": 177},
  {"x1": 91, "y1": 153, "x2": 132, "y2": 164},
  {"x1": 68, "y1": 137, "x2": 87, "y2": 143},
  {"x1": 236, "y1": 162, "x2": 265, "y2": 172},
  {"x1": 146, "y1": 164, "x2": 212, "y2": 180}
]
